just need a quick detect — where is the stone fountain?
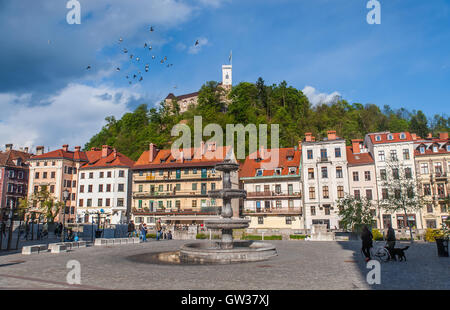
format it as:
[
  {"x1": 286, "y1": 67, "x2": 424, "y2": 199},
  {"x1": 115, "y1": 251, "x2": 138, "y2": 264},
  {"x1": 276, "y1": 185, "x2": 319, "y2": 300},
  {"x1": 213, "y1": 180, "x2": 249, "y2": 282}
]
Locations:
[{"x1": 179, "y1": 159, "x2": 277, "y2": 264}]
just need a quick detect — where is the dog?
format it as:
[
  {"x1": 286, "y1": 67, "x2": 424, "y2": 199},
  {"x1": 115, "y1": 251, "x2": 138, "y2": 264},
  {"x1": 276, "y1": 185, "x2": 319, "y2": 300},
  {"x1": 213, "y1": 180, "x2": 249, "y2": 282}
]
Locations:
[{"x1": 388, "y1": 246, "x2": 409, "y2": 261}]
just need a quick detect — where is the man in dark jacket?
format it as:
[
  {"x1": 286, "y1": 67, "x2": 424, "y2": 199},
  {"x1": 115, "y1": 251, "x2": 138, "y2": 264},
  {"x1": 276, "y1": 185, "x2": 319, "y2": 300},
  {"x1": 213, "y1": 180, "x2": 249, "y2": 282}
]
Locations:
[
  {"x1": 361, "y1": 225, "x2": 373, "y2": 262},
  {"x1": 385, "y1": 224, "x2": 396, "y2": 257},
  {"x1": 128, "y1": 220, "x2": 135, "y2": 237}
]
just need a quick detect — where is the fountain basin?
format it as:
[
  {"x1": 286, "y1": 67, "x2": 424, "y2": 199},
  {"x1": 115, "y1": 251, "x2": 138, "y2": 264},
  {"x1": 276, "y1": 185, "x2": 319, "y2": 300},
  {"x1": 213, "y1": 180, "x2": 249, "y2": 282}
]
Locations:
[
  {"x1": 205, "y1": 218, "x2": 250, "y2": 230},
  {"x1": 180, "y1": 241, "x2": 277, "y2": 264},
  {"x1": 208, "y1": 189, "x2": 247, "y2": 199}
]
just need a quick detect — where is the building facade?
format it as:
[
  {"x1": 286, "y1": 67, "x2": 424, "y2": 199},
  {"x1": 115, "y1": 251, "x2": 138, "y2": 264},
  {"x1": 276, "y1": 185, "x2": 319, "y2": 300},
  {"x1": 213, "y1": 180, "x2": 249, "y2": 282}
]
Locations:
[
  {"x1": 301, "y1": 131, "x2": 349, "y2": 230},
  {"x1": 413, "y1": 132, "x2": 449, "y2": 229},
  {"x1": 365, "y1": 131, "x2": 423, "y2": 230},
  {"x1": 131, "y1": 142, "x2": 238, "y2": 227},
  {"x1": 240, "y1": 147, "x2": 303, "y2": 232},
  {"x1": 76, "y1": 145, "x2": 134, "y2": 225},
  {"x1": 0, "y1": 144, "x2": 32, "y2": 221},
  {"x1": 27, "y1": 145, "x2": 102, "y2": 223}
]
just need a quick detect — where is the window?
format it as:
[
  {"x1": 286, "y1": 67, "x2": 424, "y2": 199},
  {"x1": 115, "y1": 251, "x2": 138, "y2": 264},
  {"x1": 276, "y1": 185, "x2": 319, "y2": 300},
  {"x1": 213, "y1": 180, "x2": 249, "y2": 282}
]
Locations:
[
  {"x1": 35, "y1": 172, "x2": 39, "y2": 179},
  {"x1": 43, "y1": 172, "x2": 47, "y2": 179},
  {"x1": 353, "y1": 171, "x2": 359, "y2": 181},
  {"x1": 378, "y1": 151, "x2": 385, "y2": 161},
  {"x1": 375, "y1": 135, "x2": 381, "y2": 141},
  {"x1": 407, "y1": 187, "x2": 414, "y2": 198},
  {"x1": 80, "y1": 185, "x2": 84, "y2": 193},
  {"x1": 308, "y1": 168, "x2": 315, "y2": 179},
  {"x1": 420, "y1": 146, "x2": 425, "y2": 154},
  {"x1": 394, "y1": 189, "x2": 401, "y2": 199},
  {"x1": 435, "y1": 162, "x2": 443, "y2": 175},
  {"x1": 256, "y1": 169, "x2": 263, "y2": 177},
  {"x1": 138, "y1": 185, "x2": 143, "y2": 192},
  {"x1": 99, "y1": 184, "x2": 103, "y2": 192},
  {"x1": 72, "y1": 180, "x2": 76, "y2": 188},
  {"x1": 322, "y1": 186, "x2": 329, "y2": 199},
  {"x1": 310, "y1": 206, "x2": 316, "y2": 216},
  {"x1": 433, "y1": 145, "x2": 438, "y2": 153},
  {"x1": 106, "y1": 184, "x2": 111, "y2": 192},
  {"x1": 18, "y1": 171, "x2": 23, "y2": 179},
  {"x1": 337, "y1": 186, "x2": 344, "y2": 198},
  {"x1": 380, "y1": 169, "x2": 387, "y2": 181},
  {"x1": 117, "y1": 198, "x2": 124, "y2": 207},
  {"x1": 79, "y1": 199, "x2": 83, "y2": 207},
  {"x1": 118, "y1": 184, "x2": 124, "y2": 192},
  {"x1": 387, "y1": 134, "x2": 393, "y2": 140},
  {"x1": 403, "y1": 149, "x2": 410, "y2": 160},
  {"x1": 192, "y1": 200, "x2": 197, "y2": 208},
  {"x1": 285, "y1": 217, "x2": 292, "y2": 225},
  {"x1": 81, "y1": 173, "x2": 85, "y2": 179},
  {"x1": 276, "y1": 200, "x2": 282, "y2": 209},
  {"x1": 89, "y1": 172, "x2": 93, "y2": 179},
  {"x1": 354, "y1": 190, "x2": 360, "y2": 199},
  {"x1": 192, "y1": 183, "x2": 197, "y2": 191},
  {"x1": 258, "y1": 217, "x2": 264, "y2": 225},
  {"x1": 336, "y1": 167, "x2": 343, "y2": 178},
  {"x1": 119, "y1": 170, "x2": 125, "y2": 177},
  {"x1": 366, "y1": 189, "x2": 373, "y2": 200},
  {"x1": 321, "y1": 167, "x2": 328, "y2": 178},
  {"x1": 98, "y1": 199, "x2": 102, "y2": 207},
  {"x1": 275, "y1": 184, "x2": 281, "y2": 194},
  {"x1": 107, "y1": 171, "x2": 112, "y2": 178},
  {"x1": 364, "y1": 171, "x2": 371, "y2": 181},
  {"x1": 288, "y1": 199, "x2": 294, "y2": 209},
  {"x1": 335, "y1": 148, "x2": 341, "y2": 158},
  {"x1": 288, "y1": 184, "x2": 293, "y2": 195},
  {"x1": 400, "y1": 132, "x2": 406, "y2": 139},
  {"x1": 288, "y1": 167, "x2": 297, "y2": 175},
  {"x1": 420, "y1": 163, "x2": 429, "y2": 174},
  {"x1": 51, "y1": 172, "x2": 56, "y2": 178},
  {"x1": 106, "y1": 198, "x2": 110, "y2": 207},
  {"x1": 309, "y1": 187, "x2": 315, "y2": 199},
  {"x1": 320, "y1": 149, "x2": 327, "y2": 160},
  {"x1": 99, "y1": 172, "x2": 104, "y2": 178},
  {"x1": 382, "y1": 188, "x2": 389, "y2": 200},
  {"x1": 426, "y1": 219, "x2": 436, "y2": 228},
  {"x1": 437, "y1": 183, "x2": 445, "y2": 198},
  {"x1": 390, "y1": 150, "x2": 398, "y2": 161},
  {"x1": 87, "y1": 199, "x2": 92, "y2": 207},
  {"x1": 392, "y1": 168, "x2": 399, "y2": 180},
  {"x1": 405, "y1": 167, "x2": 412, "y2": 179},
  {"x1": 426, "y1": 204, "x2": 433, "y2": 213},
  {"x1": 88, "y1": 185, "x2": 93, "y2": 193},
  {"x1": 307, "y1": 150, "x2": 313, "y2": 159},
  {"x1": 274, "y1": 168, "x2": 282, "y2": 176},
  {"x1": 50, "y1": 185, "x2": 55, "y2": 193},
  {"x1": 324, "y1": 205, "x2": 331, "y2": 215},
  {"x1": 52, "y1": 161, "x2": 55, "y2": 166},
  {"x1": 193, "y1": 169, "x2": 197, "y2": 174},
  {"x1": 423, "y1": 184, "x2": 431, "y2": 196}
]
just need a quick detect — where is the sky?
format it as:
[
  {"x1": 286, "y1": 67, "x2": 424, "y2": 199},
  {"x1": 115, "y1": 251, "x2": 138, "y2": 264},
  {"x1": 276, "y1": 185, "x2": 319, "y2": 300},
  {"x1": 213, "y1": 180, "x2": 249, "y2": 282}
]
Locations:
[{"x1": 0, "y1": 0, "x2": 449, "y2": 152}]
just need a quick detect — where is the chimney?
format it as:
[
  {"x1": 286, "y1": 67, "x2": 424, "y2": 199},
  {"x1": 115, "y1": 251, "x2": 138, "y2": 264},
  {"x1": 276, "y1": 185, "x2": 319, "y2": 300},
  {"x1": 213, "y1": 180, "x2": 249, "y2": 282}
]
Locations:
[
  {"x1": 102, "y1": 145, "x2": 112, "y2": 158},
  {"x1": 327, "y1": 130, "x2": 337, "y2": 141},
  {"x1": 74, "y1": 146, "x2": 81, "y2": 152},
  {"x1": 427, "y1": 133, "x2": 433, "y2": 139},
  {"x1": 411, "y1": 133, "x2": 417, "y2": 140},
  {"x1": 439, "y1": 132, "x2": 449, "y2": 140},
  {"x1": 62, "y1": 144, "x2": 69, "y2": 152},
  {"x1": 36, "y1": 146, "x2": 45, "y2": 155},
  {"x1": 305, "y1": 132, "x2": 313, "y2": 142},
  {"x1": 297, "y1": 140, "x2": 302, "y2": 151},
  {"x1": 352, "y1": 139, "x2": 363, "y2": 154},
  {"x1": 113, "y1": 148, "x2": 117, "y2": 159},
  {"x1": 149, "y1": 143, "x2": 157, "y2": 163},
  {"x1": 5, "y1": 144, "x2": 12, "y2": 152},
  {"x1": 24, "y1": 147, "x2": 29, "y2": 153}
]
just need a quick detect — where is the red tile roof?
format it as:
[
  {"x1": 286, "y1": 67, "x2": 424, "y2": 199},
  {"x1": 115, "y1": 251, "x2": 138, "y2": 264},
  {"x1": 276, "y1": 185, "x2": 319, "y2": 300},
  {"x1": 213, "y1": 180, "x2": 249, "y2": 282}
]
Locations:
[
  {"x1": 239, "y1": 148, "x2": 301, "y2": 178},
  {"x1": 165, "y1": 92, "x2": 199, "y2": 101},
  {"x1": 0, "y1": 150, "x2": 32, "y2": 168},
  {"x1": 414, "y1": 138, "x2": 450, "y2": 156},
  {"x1": 346, "y1": 146, "x2": 374, "y2": 166},
  {"x1": 30, "y1": 147, "x2": 104, "y2": 164},
  {"x1": 133, "y1": 145, "x2": 233, "y2": 170},
  {"x1": 367, "y1": 132, "x2": 413, "y2": 144},
  {"x1": 80, "y1": 150, "x2": 134, "y2": 169}
]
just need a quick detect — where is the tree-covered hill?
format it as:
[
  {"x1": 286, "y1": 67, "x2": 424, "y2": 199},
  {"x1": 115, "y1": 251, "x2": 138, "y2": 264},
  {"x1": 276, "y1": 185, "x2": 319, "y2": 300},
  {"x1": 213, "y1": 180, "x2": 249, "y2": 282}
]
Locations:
[{"x1": 85, "y1": 78, "x2": 449, "y2": 161}]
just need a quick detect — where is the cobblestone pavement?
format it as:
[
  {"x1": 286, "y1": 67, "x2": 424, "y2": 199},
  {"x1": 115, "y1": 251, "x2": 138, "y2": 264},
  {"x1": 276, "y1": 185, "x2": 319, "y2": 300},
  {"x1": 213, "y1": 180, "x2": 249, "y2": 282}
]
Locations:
[{"x1": 0, "y1": 240, "x2": 448, "y2": 290}]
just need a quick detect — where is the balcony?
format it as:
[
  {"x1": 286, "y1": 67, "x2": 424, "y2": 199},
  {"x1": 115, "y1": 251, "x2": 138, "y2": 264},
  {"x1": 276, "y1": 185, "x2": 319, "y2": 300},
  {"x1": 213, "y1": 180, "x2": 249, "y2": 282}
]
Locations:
[
  {"x1": 243, "y1": 207, "x2": 302, "y2": 216},
  {"x1": 246, "y1": 191, "x2": 302, "y2": 199},
  {"x1": 132, "y1": 206, "x2": 222, "y2": 216},
  {"x1": 133, "y1": 190, "x2": 209, "y2": 198},
  {"x1": 319, "y1": 157, "x2": 329, "y2": 162}
]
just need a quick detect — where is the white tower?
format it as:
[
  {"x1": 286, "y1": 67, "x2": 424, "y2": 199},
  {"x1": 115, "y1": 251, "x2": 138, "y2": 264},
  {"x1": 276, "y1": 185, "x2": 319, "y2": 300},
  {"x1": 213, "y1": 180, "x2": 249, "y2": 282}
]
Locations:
[{"x1": 222, "y1": 65, "x2": 232, "y2": 88}]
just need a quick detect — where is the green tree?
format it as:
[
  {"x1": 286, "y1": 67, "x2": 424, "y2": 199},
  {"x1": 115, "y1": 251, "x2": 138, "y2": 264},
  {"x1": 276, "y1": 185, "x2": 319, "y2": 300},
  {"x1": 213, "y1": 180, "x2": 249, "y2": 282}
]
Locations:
[{"x1": 337, "y1": 195, "x2": 375, "y2": 231}]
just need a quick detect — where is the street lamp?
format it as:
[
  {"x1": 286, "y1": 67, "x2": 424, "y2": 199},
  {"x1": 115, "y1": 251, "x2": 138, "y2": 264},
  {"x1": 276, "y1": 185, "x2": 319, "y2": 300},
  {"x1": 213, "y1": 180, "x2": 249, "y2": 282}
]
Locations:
[
  {"x1": 61, "y1": 189, "x2": 70, "y2": 242},
  {"x1": 6, "y1": 199, "x2": 14, "y2": 250}
]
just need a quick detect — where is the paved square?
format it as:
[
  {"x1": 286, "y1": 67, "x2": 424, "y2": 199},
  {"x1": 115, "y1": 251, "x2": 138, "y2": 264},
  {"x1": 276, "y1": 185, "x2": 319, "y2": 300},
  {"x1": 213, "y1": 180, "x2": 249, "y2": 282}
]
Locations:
[{"x1": 0, "y1": 240, "x2": 448, "y2": 290}]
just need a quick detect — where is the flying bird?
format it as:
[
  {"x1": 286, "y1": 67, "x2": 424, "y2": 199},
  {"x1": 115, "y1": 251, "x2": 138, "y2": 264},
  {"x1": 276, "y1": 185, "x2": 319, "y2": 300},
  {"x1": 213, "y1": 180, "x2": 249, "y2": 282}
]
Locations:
[
  {"x1": 136, "y1": 57, "x2": 140, "y2": 62},
  {"x1": 116, "y1": 67, "x2": 120, "y2": 71},
  {"x1": 145, "y1": 64, "x2": 149, "y2": 72},
  {"x1": 133, "y1": 74, "x2": 137, "y2": 79},
  {"x1": 139, "y1": 77, "x2": 143, "y2": 82},
  {"x1": 119, "y1": 37, "x2": 123, "y2": 43},
  {"x1": 195, "y1": 40, "x2": 199, "y2": 46},
  {"x1": 150, "y1": 26, "x2": 154, "y2": 32},
  {"x1": 130, "y1": 54, "x2": 134, "y2": 59},
  {"x1": 123, "y1": 48, "x2": 128, "y2": 53},
  {"x1": 86, "y1": 65, "x2": 91, "y2": 70},
  {"x1": 152, "y1": 55, "x2": 155, "y2": 59},
  {"x1": 144, "y1": 43, "x2": 147, "y2": 48},
  {"x1": 149, "y1": 46, "x2": 152, "y2": 50}
]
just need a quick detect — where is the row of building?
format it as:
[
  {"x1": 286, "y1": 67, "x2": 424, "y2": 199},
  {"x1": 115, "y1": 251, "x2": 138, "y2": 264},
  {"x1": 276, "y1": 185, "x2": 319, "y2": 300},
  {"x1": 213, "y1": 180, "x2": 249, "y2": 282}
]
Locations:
[{"x1": 0, "y1": 130, "x2": 448, "y2": 233}]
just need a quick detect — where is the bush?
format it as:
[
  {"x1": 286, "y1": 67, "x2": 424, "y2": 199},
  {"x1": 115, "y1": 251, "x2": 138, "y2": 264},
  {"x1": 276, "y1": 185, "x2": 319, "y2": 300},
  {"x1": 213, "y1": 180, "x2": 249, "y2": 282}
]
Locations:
[
  {"x1": 372, "y1": 229, "x2": 384, "y2": 241},
  {"x1": 424, "y1": 228, "x2": 443, "y2": 242},
  {"x1": 146, "y1": 233, "x2": 156, "y2": 238},
  {"x1": 196, "y1": 233, "x2": 208, "y2": 239},
  {"x1": 290, "y1": 235, "x2": 307, "y2": 240}
]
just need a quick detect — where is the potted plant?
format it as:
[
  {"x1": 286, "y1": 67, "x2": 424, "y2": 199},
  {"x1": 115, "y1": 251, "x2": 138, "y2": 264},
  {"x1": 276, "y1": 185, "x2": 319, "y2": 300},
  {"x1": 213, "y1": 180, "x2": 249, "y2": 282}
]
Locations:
[{"x1": 435, "y1": 219, "x2": 449, "y2": 257}]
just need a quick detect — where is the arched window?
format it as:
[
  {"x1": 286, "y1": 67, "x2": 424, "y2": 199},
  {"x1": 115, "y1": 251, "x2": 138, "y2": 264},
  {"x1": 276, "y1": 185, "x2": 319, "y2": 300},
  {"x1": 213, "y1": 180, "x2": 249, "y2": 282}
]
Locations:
[
  {"x1": 375, "y1": 135, "x2": 381, "y2": 141},
  {"x1": 387, "y1": 134, "x2": 393, "y2": 140},
  {"x1": 400, "y1": 132, "x2": 406, "y2": 139}
]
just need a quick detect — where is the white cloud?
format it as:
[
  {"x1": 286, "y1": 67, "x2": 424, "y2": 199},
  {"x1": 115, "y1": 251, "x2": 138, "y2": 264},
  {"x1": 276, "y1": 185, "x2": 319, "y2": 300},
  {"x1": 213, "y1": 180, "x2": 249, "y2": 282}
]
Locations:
[
  {"x1": 0, "y1": 84, "x2": 140, "y2": 152},
  {"x1": 302, "y1": 86, "x2": 341, "y2": 106},
  {"x1": 188, "y1": 37, "x2": 209, "y2": 54}
]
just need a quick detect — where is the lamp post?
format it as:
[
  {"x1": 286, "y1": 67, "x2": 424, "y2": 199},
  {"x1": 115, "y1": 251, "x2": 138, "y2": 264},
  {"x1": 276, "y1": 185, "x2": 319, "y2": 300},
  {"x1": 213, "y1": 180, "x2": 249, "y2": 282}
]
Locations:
[
  {"x1": 6, "y1": 199, "x2": 14, "y2": 250},
  {"x1": 61, "y1": 189, "x2": 70, "y2": 242}
]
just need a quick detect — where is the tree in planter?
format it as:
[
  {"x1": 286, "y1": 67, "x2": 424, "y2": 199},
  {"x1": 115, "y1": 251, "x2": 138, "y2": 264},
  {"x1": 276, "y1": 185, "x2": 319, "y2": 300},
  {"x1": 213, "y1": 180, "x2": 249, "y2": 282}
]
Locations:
[
  {"x1": 31, "y1": 188, "x2": 63, "y2": 223},
  {"x1": 337, "y1": 195, "x2": 375, "y2": 232},
  {"x1": 378, "y1": 159, "x2": 424, "y2": 243}
]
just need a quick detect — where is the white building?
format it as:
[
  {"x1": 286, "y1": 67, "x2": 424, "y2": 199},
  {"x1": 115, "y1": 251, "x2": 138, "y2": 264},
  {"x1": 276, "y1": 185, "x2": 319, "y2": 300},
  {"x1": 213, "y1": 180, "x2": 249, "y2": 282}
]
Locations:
[
  {"x1": 301, "y1": 131, "x2": 349, "y2": 230},
  {"x1": 76, "y1": 145, "x2": 134, "y2": 225},
  {"x1": 364, "y1": 131, "x2": 423, "y2": 229}
]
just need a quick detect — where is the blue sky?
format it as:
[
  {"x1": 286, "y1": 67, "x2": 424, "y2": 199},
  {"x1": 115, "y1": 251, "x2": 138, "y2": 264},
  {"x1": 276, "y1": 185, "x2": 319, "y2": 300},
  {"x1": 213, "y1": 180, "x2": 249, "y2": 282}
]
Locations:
[{"x1": 0, "y1": 0, "x2": 449, "y2": 150}]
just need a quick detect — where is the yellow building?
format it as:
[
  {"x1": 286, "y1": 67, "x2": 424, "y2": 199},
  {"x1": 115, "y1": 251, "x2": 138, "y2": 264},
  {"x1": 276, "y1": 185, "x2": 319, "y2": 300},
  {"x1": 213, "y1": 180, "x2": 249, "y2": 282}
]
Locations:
[{"x1": 131, "y1": 142, "x2": 238, "y2": 227}]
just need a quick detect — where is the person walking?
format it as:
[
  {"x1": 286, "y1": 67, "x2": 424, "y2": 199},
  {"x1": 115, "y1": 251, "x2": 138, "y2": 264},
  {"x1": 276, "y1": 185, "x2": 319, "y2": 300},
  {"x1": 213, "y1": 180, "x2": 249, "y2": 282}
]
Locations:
[
  {"x1": 156, "y1": 219, "x2": 162, "y2": 241},
  {"x1": 128, "y1": 220, "x2": 135, "y2": 237},
  {"x1": 138, "y1": 223, "x2": 143, "y2": 241},
  {"x1": 167, "y1": 230, "x2": 172, "y2": 240},
  {"x1": 361, "y1": 225, "x2": 373, "y2": 262},
  {"x1": 385, "y1": 224, "x2": 396, "y2": 258},
  {"x1": 141, "y1": 223, "x2": 148, "y2": 242}
]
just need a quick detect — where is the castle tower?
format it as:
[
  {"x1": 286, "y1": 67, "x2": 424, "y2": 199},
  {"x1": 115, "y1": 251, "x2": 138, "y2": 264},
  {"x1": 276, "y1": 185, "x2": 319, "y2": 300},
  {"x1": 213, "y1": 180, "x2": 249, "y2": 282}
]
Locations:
[{"x1": 222, "y1": 65, "x2": 232, "y2": 90}]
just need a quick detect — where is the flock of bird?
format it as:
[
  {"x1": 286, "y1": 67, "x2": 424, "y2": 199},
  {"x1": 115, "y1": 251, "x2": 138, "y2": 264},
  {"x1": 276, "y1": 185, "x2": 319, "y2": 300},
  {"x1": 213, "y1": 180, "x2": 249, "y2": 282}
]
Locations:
[{"x1": 85, "y1": 26, "x2": 201, "y2": 86}]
